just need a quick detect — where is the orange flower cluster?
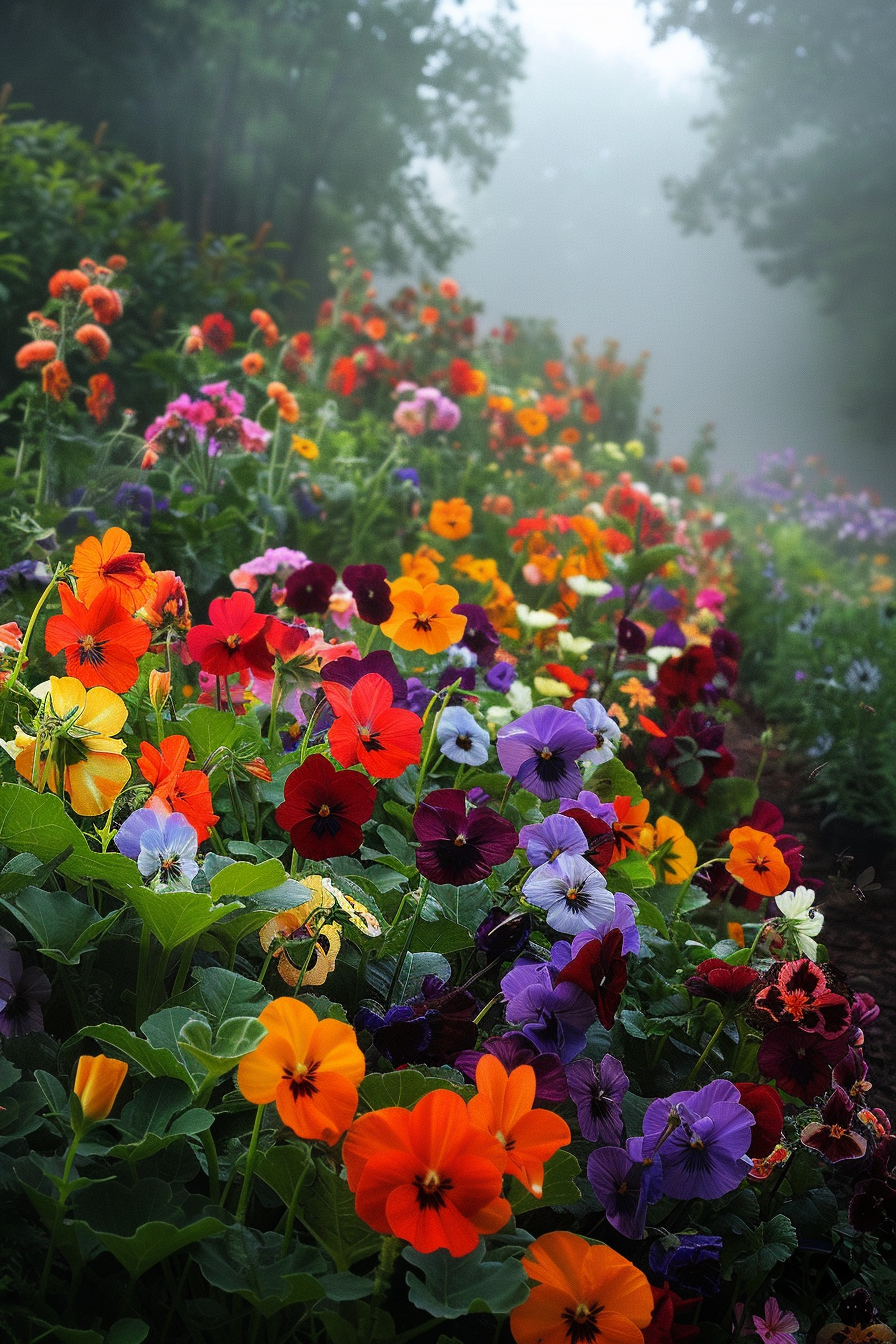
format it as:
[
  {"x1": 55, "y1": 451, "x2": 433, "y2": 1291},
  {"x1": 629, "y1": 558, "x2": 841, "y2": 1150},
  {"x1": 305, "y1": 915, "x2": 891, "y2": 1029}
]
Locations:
[
  {"x1": 267, "y1": 380, "x2": 299, "y2": 423},
  {"x1": 428, "y1": 497, "x2": 473, "y2": 541},
  {"x1": 250, "y1": 306, "x2": 280, "y2": 346}
]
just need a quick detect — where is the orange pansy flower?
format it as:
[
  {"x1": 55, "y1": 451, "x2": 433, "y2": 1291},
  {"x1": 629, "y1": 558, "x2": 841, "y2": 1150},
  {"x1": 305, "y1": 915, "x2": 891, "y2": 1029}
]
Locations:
[
  {"x1": 428, "y1": 497, "x2": 473, "y2": 541},
  {"x1": 726, "y1": 825, "x2": 791, "y2": 898},
  {"x1": 137, "y1": 734, "x2": 219, "y2": 842},
  {"x1": 610, "y1": 795, "x2": 650, "y2": 862},
  {"x1": 400, "y1": 544, "x2": 444, "y2": 585},
  {"x1": 72, "y1": 527, "x2": 156, "y2": 612},
  {"x1": 45, "y1": 585, "x2": 151, "y2": 693},
  {"x1": 380, "y1": 578, "x2": 467, "y2": 655},
  {"x1": 515, "y1": 408, "x2": 549, "y2": 437},
  {"x1": 467, "y1": 1056, "x2": 571, "y2": 1198},
  {"x1": 237, "y1": 997, "x2": 364, "y2": 1145},
  {"x1": 73, "y1": 1055, "x2": 128, "y2": 1124},
  {"x1": 510, "y1": 1231, "x2": 653, "y2": 1344},
  {"x1": 343, "y1": 1088, "x2": 510, "y2": 1257}
]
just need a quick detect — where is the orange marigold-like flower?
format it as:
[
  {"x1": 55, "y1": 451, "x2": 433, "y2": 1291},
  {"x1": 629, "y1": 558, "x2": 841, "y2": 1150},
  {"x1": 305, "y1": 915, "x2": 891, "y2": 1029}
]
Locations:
[
  {"x1": 237, "y1": 997, "x2": 365, "y2": 1144},
  {"x1": 106, "y1": 254, "x2": 128, "y2": 271},
  {"x1": 48, "y1": 269, "x2": 89, "y2": 298},
  {"x1": 582, "y1": 402, "x2": 602, "y2": 424},
  {"x1": 428, "y1": 497, "x2": 473, "y2": 541},
  {"x1": 467, "y1": 1056, "x2": 570, "y2": 1197},
  {"x1": 42, "y1": 360, "x2": 71, "y2": 401},
  {"x1": 438, "y1": 277, "x2": 459, "y2": 298},
  {"x1": 364, "y1": 317, "x2": 387, "y2": 341},
  {"x1": 618, "y1": 677, "x2": 655, "y2": 710},
  {"x1": 16, "y1": 339, "x2": 58, "y2": 369},
  {"x1": 343, "y1": 1088, "x2": 510, "y2": 1256},
  {"x1": 72, "y1": 526, "x2": 156, "y2": 612},
  {"x1": 726, "y1": 826, "x2": 791, "y2": 898},
  {"x1": 516, "y1": 408, "x2": 549, "y2": 437},
  {"x1": 488, "y1": 394, "x2": 515, "y2": 414},
  {"x1": 400, "y1": 545, "x2": 444, "y2": 585},
  {"x1": 380, "y1": 577, "x2": 467, "y2": 654},
  {"x1": 74, "y1": 323, "x2": 112, "y2": 361},
  {"x1": 73, "y1": 1054, "x2": 128, "y2": 1124},
  {"x1": 241, "y1": 351, "x2": 265, "y2": 376},
  {"x1": 560, "y1": 426, "x2": 581, "y2": 445},
  {"x1": 82, "y1": 284, "x2": 123, "y2": 325},
  {"x1": 669, "y1": 456, "x2": 688, "y2": 474},
  {"x1": 509, "y1": 1232, "x2": 653, "y2": 1344},
  {"x1": 85, "y1": 370, "x2": 116, "y2": 422},
  {"x1": 267, "y1": 380, "x2": 300, "y2": 423},
  {"x1": 419, "y1": 305, "x2": 440, "y2": 326}
]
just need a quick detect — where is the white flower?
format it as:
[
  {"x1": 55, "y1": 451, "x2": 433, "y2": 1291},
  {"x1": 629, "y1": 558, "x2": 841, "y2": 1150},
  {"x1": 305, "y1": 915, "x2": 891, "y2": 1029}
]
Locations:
[
  {"x1": 486, "y1": 705, "x2": 514, "y2": 727},
  {"x1": 515, "y1": 604, "x2": 559, "y2": 629},
  {"x1": 565, "y1": 575, "x2": 612, "y2": 598},
  {"x1": 507, "y1": 681, "x2": 534, "y2": 716},
  {"x1": 557, "y1": 631, "x2": 594, "y2": 657},
  {"x1": 775, "y1": 886, "x2": 824, "y2": 959}
]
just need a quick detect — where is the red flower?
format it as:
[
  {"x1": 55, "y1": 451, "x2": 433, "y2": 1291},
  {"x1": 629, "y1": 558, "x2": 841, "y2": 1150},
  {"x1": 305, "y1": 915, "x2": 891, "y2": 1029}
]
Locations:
[
  {"x1": 561, "y1": 806, "x2": 616, "y2": 871},
  {"x1": 685, "y1": 958, "x2": 759, "y2": 1007},
  {"x1": 543, "y1": 662, "x2": 590, "y2": 706},
  {"x1": 185, "y1": 591, "x2": 270, "y2": 676},
  {"x1": 15, "y1": 339, "x2": 58, "y2": 369},
  {"x1": 86, "y1": 373, "x2": 115, "y2": 424},
  {"x1": 74, "y1": 323, "x2": 111, "y2": 361},
  {"x1": 137, "y1": 735, "x2": 219, "y2": 843},
  {"x1": 200, "y1": 313, "x2": 235, "y2": 354},
  {"x1": 643, "y1": 1284, "x2": 701, "y2": 1344},
  {"x1": 82, "y1": 284, "x2": 123, "y2": 325},
  {"x1": 757, "y1": 1022, "x2": 849, "y2": 1103},
  {"x1": 324, "y1": 672, "x2": 422, "y2": 779},
  {"x1": 327, "y1": 355, "x2": 357, "y2": 396},
  {"x1": 275, "y1": 755, "x2": 376, "y2": 860},
  {"x1": 45, "y1": 585, "x2": 151, "y2": 693},
  {"x1": 556, "y1": 927, "x2": 628, "y2": 1029},
  {"x1": 48, "y1": 269, "x2": 89, "y2": 298},
  {"x1": 754, "y1": 958, "x2": 851, "y2": 1039},
  {"x1": 656, "y1": 645, "x2": 717, "y2": 708},
  {"x1": 733, "y1": 1082, "x2": 784, "y2": 1158}
]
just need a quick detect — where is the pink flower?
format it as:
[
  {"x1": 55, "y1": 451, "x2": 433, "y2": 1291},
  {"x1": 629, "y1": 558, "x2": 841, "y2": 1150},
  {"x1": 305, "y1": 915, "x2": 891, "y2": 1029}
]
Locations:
[
  {"x1": 327, "y1": 580, "x2": 359, "y2": 629},
  {"x1": 696, "y1": 587, "x2": 726, "y2": 618},
  {"x1": 751, "y1": 1297, "x2": 799, "y2": 1344},
  {"x1": 393, "y1": 402, "x2": 426, "y2": 435}
]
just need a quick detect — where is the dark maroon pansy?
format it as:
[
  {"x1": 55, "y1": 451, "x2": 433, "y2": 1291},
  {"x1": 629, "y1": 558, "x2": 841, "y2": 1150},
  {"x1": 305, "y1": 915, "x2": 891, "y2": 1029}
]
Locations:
[
  {"x1": 616, "y1": 616, "x2": 647, "y2": 653},
  {"x1": 453, "y1": 603, "x2": 500, "y2": 667},
  {"x1": 757, "y1": 1022, "x2": 849, "y2": 1103},
  {"x1": 562, "y1": 807, "x2": 616, "y2": 872},
  {"x1": 413, "y1": 788, "x2": 518, "y2": 886},
  {"x1": 733, "y1": 1081, "x2": 784, "y2": 1158},
  {"x1": 555, "y1": 927, "x2": 627, "y2": 1030},
  {"x1": 833, "y1": 1047, "x2": 873, "y2": 1104},
  {"x1": 474, "y1": 907, "x2": 532, "y2": 960},
  {"x1": 283, "y1": 561, "x2": 337, "y2": 614},
  {"x1": 685, "y1": 958, "x2": 759, "y2": 1007},
  {"x1": 849, "y1": 1178, "x2": 896, "y2": 1233},
  {"x1": 275, "y1": 754, "x2": 376, "y2": 859},
  {"x1": 801, "y1": 1086, "x2": 868, "y2": 1163},
  {"x1": 342, "y1": 563, "x2": 393, "y2": 624}
]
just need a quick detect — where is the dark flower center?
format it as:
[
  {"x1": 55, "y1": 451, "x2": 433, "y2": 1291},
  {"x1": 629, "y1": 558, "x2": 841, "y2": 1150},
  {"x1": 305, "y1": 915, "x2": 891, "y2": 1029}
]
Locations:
[
  {"x1": 535, "y1": 746, "x2": 567, "y2": 783},
  {"x1": 564, "y1": 884, "x2": 589, "y2": 909},
  {"x1": 456, "y1": 734, "x2": 472, "y2": 750},
  {"x1": 284, "y1": 1060, "x2": 319, "y2": 1098},
  {"x1": 358, "y1": 727, "x2": 385, "y2": 752},
  {"x1": 561, "y1": 1303, "x2": 603, "y2": 1343},
  {"x1": 78, "y1": 634, "x2": 107, "y2": 667},
  {"x1": 413, "y1": 614, "x2": 435, "y2": 632},
  {"x1": 311, "y1": 801, "x2": 343, "y2": 837},
  {"x1": 414, "y1": 1170, "x2": 452, "y2": 1209}
]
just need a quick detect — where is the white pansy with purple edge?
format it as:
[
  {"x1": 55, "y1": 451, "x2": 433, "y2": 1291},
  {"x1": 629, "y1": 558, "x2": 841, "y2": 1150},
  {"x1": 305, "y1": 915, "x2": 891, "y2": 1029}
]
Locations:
[
  {"x1": 115, "y1": 803, "x2": 199, "y2": 890},
  {"x1": 523, "y1": 852, "x2": 615, "y2": 934},
  {"x1": 573, "y1": 698, "x2": 622, "y2": 766}
]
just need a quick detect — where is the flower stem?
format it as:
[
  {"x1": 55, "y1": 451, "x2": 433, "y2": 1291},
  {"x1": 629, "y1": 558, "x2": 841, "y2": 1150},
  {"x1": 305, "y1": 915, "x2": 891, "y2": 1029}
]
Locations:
[
  {"x1": 234, "y1": 1103, "x2": 266, "y2": 1224},
  {"x1": 386, "y1": 879, "x2": 430, "y2": 1005},
  {"x1": 372, "y1": 1235, "x2": 400, "y2": 1309},
  {"x1": 39, "y1": 1131, "x2": 82, "y2": 1298},
  {"x1": 686, "y1": 1012, "x2": 729, "y2": 1086},
  {"x1": 2, "y1": 564, "x2": 65, "y2": 700}
]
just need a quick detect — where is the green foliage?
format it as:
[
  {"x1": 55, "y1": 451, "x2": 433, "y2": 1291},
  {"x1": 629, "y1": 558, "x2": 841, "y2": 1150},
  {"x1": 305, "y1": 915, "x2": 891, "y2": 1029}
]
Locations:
[{"x1": 402, "y1": 1244, "x2": 529, "y2": 1319}]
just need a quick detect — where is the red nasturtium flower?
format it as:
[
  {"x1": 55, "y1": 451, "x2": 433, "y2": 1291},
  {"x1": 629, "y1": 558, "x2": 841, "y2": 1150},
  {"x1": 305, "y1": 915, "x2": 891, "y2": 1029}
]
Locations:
[
  {"x1": 237, "y1": 997, "x2": 365, "y2": 1144},
  {"x1": 42, "y1": 359, "x2": 71, "y2": 401},
  {"x1": 327, "y1": 355, "x2": 357, "y2": 396},
  {"x1": 137, "y1": 734, "x2": 219, "y2": 842},
  {"x1": 324, "y1": 672, "x2": 422, "y2": 779},
  {"x1": 72, "y1": 527, "x2": 156, "y2": 612},
  {"x1": 185, "y1": 591, "x2": 270, "y2": 676},
  {"x1": 343, "y1": 1088, "x2": 511, "y2": 1256},
  {"x1": 726, "y1": 825, "x2": 792, "y2": 898},
  {"x1": 467, "y1": 1056, "x2": 571, "y2": 1198},
  {"x1": 509, "y1": 1231, "x2": 654, "y2": 1344},
  {"x1": 275, "y1": 754, "x2": 377, "y2": 859},
  {"x1": 199, "y1": 312, "x2": 235, "y2": 354},
  {"x1": 82, "y1": 284, "x2": 123, "y2": 325},
  {"x1": 44, "y1": 585, "x2": 151, "y2": 693}
]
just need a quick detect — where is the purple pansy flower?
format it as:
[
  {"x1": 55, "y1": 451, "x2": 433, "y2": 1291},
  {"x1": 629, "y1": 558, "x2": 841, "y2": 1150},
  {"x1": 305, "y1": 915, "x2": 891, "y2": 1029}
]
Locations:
[
  {"x1": 414, "y1": 789, "x2": 518, "y2": 885},
  {"x1": 496, "y1": 705, "x2": 595, "y2": 800},
  {"x1": 652, "y1": 620, "x2": 687, "y2": 649},
  {"x1": 405, "y1": 677, "x2": 436, "y2": 716},
  {"x1": 518, "y1": 813, "x2": 588, "y2": 867},
  {"x1": 572, "y1": 699, "x2": 622, "y2": 766},
  {"x1": 0, "y1": 945, "x2": 51, "y2": 1038},
  {"x1": 485, "y1": 660, "x2": 517, "y2": 692},
  {"x1": 559, "y1": 791, "x2": 618, "y2": 825},
  {"x1": 640, "y1": 1078, "x2": 754, "y2": 1201},
  {"x1": 455, "y1": 1031, "x2": 568, "y2": 1103},
  {"x1": 501, "y1": 959, "x2": 596, "y2": 1062},
  {"x1": 522, "y1": 852, "x2": 614, "y2": 935},
  {"x1": 566, "y1": 1053, "x2": 628, "y2": 1144},
  {"x1": 649, "y1": 1234, "x2": 723, "y2": 1296},
  {"x1": 454, "y1": 603, "x2": 500, "y2": 667},
  {"x1": 114, "y1": 804, "x2": 199, "y2": 889},
  {"x1": 569, "y1": 893, "x2": 641, "y2": 957},
  {"x1": 474, "y1": 908, "x2": 532, "y2": 960},
  {"x1": 587, "y1": 1136, "x2": 664, "y2": 1239},
  {"x1": 437, "y1": 707, "x2": 490, "y2": 767}
]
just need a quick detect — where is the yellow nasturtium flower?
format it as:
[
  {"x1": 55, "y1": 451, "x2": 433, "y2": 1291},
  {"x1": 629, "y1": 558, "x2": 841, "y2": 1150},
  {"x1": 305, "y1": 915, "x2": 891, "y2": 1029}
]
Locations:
[{"x1": 11, "y1": 676, "x2": 131, "y2": 815}]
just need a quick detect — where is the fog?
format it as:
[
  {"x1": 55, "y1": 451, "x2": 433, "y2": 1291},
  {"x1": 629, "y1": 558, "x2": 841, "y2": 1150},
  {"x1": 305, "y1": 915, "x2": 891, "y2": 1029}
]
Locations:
[{"x1": 440, "y1": 32, "x2": 892, "y2": 494}]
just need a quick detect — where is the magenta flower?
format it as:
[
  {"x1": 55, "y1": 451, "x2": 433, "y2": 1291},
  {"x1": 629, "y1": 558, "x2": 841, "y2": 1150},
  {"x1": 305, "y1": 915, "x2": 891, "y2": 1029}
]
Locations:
[
  {"x1": 413, "y1": 788, "x2": 518, "y2": 885},
  {"x1": 751, "y1": 1297, "x2": 799, "y2": 1344},
  {"x1": 496, "y1": 705, "x2": 595, "y2": 800}
]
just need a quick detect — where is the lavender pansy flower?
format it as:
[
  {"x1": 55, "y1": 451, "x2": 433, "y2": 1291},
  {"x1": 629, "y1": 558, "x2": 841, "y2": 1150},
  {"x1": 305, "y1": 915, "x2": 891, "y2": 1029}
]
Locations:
[
  {"x1": 570, "y1": 893, "x2": 640, "y2": 956},
  {"x1": 572, "y1": 698, "x2": 622, "y2": 766},
  {"x1": 115, "y1": 805, "x2": 199, "y2": 889},
  {"x1": 496, "y1": 705, "x2": 595, "y2": 800},
  {"x1": 559, "y1": 791, "x2": 618, "y2": 825},
  {"x1": 501, "y1": 959, "x2": 596, "y2": 1062},
  {"x1": 641, "y1": 1078, "x2": 754, "y2": 1201},
  {"x1": 518, "y1": 813, "x2": 588, "y2": 867},
  {"x1": 566, "y1": 1053, "x2": 628, "y2": 1144},
  {"x1": 523, "y1": 852, "x2": 614, "y2": 935},
  {"x1": 587, "y1": 1136, "x2": 664, "y2": 1239},
  {"x1": 485, "y1": 660, "x2": 517, "y2": 693},
  {"x1": 436, "y1": 706, "x2": 490, "y2": 767},
  {"x1": 0, "y1": 945, "x2": 51, "y2": 1038}
]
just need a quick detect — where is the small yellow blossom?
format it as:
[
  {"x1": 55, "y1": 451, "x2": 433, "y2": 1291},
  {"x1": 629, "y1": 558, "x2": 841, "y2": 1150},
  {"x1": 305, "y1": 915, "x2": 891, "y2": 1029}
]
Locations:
[{"x1": 291, "y1": 436, "x2": 319, "y2": 460}]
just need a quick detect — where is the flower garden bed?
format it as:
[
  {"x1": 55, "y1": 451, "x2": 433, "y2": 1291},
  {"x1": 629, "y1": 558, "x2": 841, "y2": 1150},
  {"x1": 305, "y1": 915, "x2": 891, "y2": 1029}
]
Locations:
[{"x1": 0, "y1": 252, "x2": 893, "y2": 1343}]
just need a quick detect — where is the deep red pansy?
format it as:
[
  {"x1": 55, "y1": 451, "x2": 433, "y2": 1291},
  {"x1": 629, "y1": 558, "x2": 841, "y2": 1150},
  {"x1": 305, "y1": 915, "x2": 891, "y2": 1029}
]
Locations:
[
  {"x1": 757, "y1": 1022, "x2": 849, "y2": 1103},
  {"x1": 556, "y1": 928, "x2": 627, "y2": 1030},
  {"x1": 732, "y1": 1082, "x2": 785, "y2": 1158},
  {"x1": 185, "y1": 591, "x2": 270, "y2": 676},
  {"x1": 685, "y1": 958, "x2": 759, "y2": 1007},
  {"x1": 275, "y1": 754, "x2": 377, "y2": 860}
]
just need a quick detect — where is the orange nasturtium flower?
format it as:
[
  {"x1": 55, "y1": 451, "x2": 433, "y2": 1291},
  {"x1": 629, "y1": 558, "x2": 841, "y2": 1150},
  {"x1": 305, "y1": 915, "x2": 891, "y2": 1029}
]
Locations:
[
  {"x1": 515, "y1": 407, "x2": 550, "y2": 437},
  {"x1": 428, "y1": 497, "x2": 473, "y2": 541},
  {"x1": 44, "y1": 585, "x2": 151, "y2": 693},
  {"x1": 467, "y1": 1057, "x2": 571, "y2": 1198},
  {"x1": 509, "y1": 1231, "x2": 653, "y2": 1344},
  {"x1": 12, "y1": 677, "x2": 131, "y2": 815},
  {"x1": 72, "y1": 526, "x2": 156, "y2": 612},
  {"x1": 137, "y1": 734, "x2": 219, "y2": 843},
  {"x1": 609, "y1": 795, "x2": 650, "y2": 863},
  {"x1": 380, "y1": 577, "x2": 467, "y2": 654},
  {"x1": 726, "y1": 825, "x2": 791, "y2": 898},
  {"x1": 343, "y1": 1088, "x2": 511, "y2": 1257},
  {"x1": 74, "y1": 1055, "x2": 128, "y2": 1125},
  {"x1": 237, "y1": 997, "x2": 365, "y2": 1145},
  {"x1": 639, "y1": 815, "x2": 698, "y2": 885}
]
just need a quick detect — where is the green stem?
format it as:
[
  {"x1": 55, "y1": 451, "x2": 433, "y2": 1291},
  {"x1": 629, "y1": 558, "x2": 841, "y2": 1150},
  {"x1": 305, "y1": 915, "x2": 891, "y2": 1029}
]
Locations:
[
  {"x1": 171, "y1": 935, "x2": 199, "y2": 998},
  {"x1": 686, "y1": 1012, "x2": 730, "y2": 1086},
  {"x1": 299, "y1": 697, "x2": 328, "y2": 763},
  {"x1": 2, "y1": 563, "x2": 64, "y2": 700},
  {"x1": 386, "y1": 879, "x2": 429, "y2": 1005},
  {"x1": 39, "y1": 1131, "x2": 82, "y2": 1297},
  {"x1": 200, "y1": 1127, "x2": 220, "y2": 1202},
  {"x1": 413, "y1": 688, "x2": 455, "y2": 806},
  {"x1": 234, "y1": 1103, "x2": 266, "y2": 1224},
  {"x1": 371, "y1": 1235, "x2": 400, "y2": 1309},
  {"x1": 280, "y1": 1158, "x2": 311, "y2": 1256}
]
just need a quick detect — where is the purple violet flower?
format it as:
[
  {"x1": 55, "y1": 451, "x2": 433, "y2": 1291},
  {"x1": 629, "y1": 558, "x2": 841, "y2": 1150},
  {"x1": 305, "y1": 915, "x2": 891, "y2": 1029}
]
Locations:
[
  {"x1": 496, "y1": 705, "x2": 595, "y2": 800},
  {"x1": 652, "y1": 620, "x2": 686, "y2": 649},
  {"x1": 321, "y1": 651, "x2": 409, "y2": 707},
  {"x1": 566, "y1": 1053, "x2": 628, "y2": 1144},
  {"x1": 522, "y1": 852, "x2": 614, "y2": 935},
  {"x1": 559, "y1": 791, "x2": 618, "y2": 824},
  {"x1": 641, "y1": 1078, "x2": 754, "y2": 1201},
  {"x1": 114, "y1": 805, "x2": 199, "y2": 889},
  {"x1": 485, "y1": 660, "x2": 517, "y2": 693},
  {"x1": 501, "y1": 959, "x2": 596, "y2": 1062},
  {"x1": 454, "y1": 603, "x2": 500, "y2": 667},
  {"x1": 518, "y1": 813, "x2": 588, "y2": 867},
  {"x1": 0, "y1": 945, "x2": 51, "y2": 1038},
  {"x1": 587, "y1": 1136, "x2": 664, "y2": 1239},
  {"x1": 648, "y1": 1234, "x2": 723, "y2": 1296}
]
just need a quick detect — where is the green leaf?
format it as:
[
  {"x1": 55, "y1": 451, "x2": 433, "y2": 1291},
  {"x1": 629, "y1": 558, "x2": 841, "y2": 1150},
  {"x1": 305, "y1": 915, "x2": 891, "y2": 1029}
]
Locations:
[
  {"x1": 192, "y1": 1226, "x2": 325, "y2": 1317},
  {"x1": 297, "y1": 1161, "x2": 381, "y2": 1271},
  {"x1": 365, "y1": 952, "x2": 450, "y2": 1003},
  {"x1": 633, "y1": 895, "x2": 668, "y2": 937},
  {"x1": 255, "y1": 1141, "x2": 314, "y2": 1206},
  {"x1": 428, "y1": 882, "x2": 492, "y2": 930},
  {"x1": 208, "y1": 858, "x2": 291, "y2": 903},
  {"x1": 686, "y1": 776, "x2": 759, "y2": 846},
  {"x1": 124, "y1": 885, "x2": 242, "y2": 954},
  {"x1": 623, "y1": 543, "x2": 682, "y2": 584},
  {"x1": 508, "y1": 1149, "x2": 582, "y2": 1216},
  {"x1": 180, "y1": 705, "x2": 263, "y2": 772},
  {"x1": 71, "y1": 1184, "x2": 227, "y2": 1279},
  {"x1": 109, "y1": 1077, "x2": 213, "y2": 1161},
  {"x1": 376, "y1": 824, "x2": 414, "y2": 867},
  {"x1": 79, "y1": 1022, "x2": 197, "y2": 1089},
  {"x1": 607, "y1": 854, "x2": 655, "y2": 890},
  {"x1": 585, "y1": 755, "x2": 643, "y2": 804},
  {"x1": 0, "y1": 786, "x2": 143, "y2": 893},
  {"x1": 403, "y1": 1243, "x2": 529, "y2": 1319},
  {"x1": 381, "y1": 916, "x2": 472, "y2": 958},
  {"x1": 191, "y1": 966, "x2": 271, "y2": 1024},
  {"x1": 179, "y1": 1015, "x2": 267, "y2": 1077},
  {"x1": 359, "y1": 1069, "x2": 473, "y2": 1112},
  {"x1": 723, "y1": 1213, "x2": 798, "y2": 1286},
  {"x1": 0, "y1": 885, "x2": 122, "y2": 964}
]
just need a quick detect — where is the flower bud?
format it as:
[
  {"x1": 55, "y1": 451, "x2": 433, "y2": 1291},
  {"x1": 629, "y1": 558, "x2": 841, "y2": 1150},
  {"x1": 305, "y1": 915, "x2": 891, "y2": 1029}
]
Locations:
[
  {"x1": 148, "y1": 669, "x2": 171, "y2": 710},
  {"x1": 73, "y1": 1054, "x2": 128, "y2": 1124}
]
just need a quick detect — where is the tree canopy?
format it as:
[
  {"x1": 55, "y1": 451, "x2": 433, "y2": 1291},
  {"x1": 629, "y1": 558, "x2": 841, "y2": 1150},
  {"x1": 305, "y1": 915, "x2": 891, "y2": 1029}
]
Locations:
[
  {"x1": 641, "y1": 1, "x2": 896, "y2": 440},
  {"x1": 2, "y1": 0, "x2": 523, "y2": 294}
]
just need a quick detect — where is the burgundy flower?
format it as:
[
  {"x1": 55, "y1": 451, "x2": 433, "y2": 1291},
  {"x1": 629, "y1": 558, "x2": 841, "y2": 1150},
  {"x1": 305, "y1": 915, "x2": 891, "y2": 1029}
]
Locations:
[
  {"x1": 284, "y1": 561, "x2": 337, "y2": 614},
  {"x1": 655, "y1": 645, "x2": 717, "y2": 708},
  {"x1": 643, "y1": 1284, "x2": 701, "y2": 1344},
  {"x1": 616, "y1": 617, "x2": 647, "y2": 653},
  {"x1": 356, "y1": 976, "x2": 479, "y2": 1066},
  {"x1": 455, "y1": 1032, "x2": 569, "y2": 1103},
  {"x1": 453, "y1": 603, "x2": 499, "y2": 667},
  {"x1": 342, "y1": 564, "x2": 393, "y2": 624},
  {"x1": 275, "y1": 754, "x2": 376, "y2": 859},
  {"x1": 833, "y1": 1047, "x2": 873, "y2": 1104},
  {"x1": 413, "y1": 789, "x2": 518, "y2": 885},
  {"x1": 757, "y1": 1022, "x2": 849, "y2": 1103},
  {"x1": 321, "y1": 650, "x2": 408, "y2": 706},
  {"x1": 754, "y1": 958, "x2": 851, "y2": 1039},
  {"x1": 0, "y1": 945, "x2": 51, "y2": 1037},
  {"x1": 555, "y1": 927, "x2": 627, "y2": 1029},
  {"x1": 801, "y1": 1086, "x2": 867, "y2": 1162},
  {"x1": 710, "y1": 627, "x2": 742, "y2": 661},
  {"x1": 473, "y1": 907, "x2": 532, "y2": 960},
  {"x1": 685, "y1": 958, "x2": 759, "y2": 1007},
  {"x1": 733, "y1": 1082, "x2": 784, "y2": 1158}
]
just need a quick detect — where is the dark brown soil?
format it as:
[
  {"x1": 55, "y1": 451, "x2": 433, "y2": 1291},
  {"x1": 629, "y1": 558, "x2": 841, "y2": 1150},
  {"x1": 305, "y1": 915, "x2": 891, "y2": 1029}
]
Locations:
[{"x1": 725, "y1": 709, "x2": 895, "y2": 1118}]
